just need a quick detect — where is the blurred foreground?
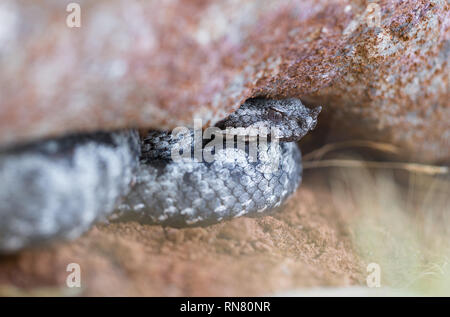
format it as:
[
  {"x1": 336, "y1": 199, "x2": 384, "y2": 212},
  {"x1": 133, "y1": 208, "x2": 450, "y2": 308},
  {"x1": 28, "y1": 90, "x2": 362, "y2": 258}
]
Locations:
[{"x1": 0, "y1": 142, "x2": 448, "y2": 296}]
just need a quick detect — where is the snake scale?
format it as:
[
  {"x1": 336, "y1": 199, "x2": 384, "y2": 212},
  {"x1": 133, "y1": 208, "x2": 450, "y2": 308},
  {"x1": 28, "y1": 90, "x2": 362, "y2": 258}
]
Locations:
[{"x1": 0, "y1": 98, "x2": 320, "y2": 252}]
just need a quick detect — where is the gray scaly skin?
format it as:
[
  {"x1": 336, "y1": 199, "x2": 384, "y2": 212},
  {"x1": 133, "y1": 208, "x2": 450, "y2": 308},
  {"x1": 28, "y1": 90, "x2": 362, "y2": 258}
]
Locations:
[
  {"x1": 0, "y1": 98, "x2": 320, "y2": 252},
  {"x1": 0, "y1": 130, "x2": 140, "y2": 252},
  {"x1": 115, "y1": 98, "x2": 321, "y2": 227},
  {"x1": 215, "y1": 98, "x2": 321, "y2": 142}
]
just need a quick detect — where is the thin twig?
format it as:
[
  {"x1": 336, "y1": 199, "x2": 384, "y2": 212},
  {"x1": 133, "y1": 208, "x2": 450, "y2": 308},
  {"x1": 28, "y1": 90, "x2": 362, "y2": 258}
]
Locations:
[
  {"x1": 302, "y1": 159, "x2": 449, "y2": 176},
  {"x1": 303, "y1": 140, "x2": 400, "y2": 161}
]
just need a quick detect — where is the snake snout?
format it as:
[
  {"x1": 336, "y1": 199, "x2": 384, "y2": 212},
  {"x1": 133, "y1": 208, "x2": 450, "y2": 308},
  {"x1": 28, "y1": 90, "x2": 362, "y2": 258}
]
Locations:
[{"x1": 301, "y1": 105, "x2": 322, "y2": 131}]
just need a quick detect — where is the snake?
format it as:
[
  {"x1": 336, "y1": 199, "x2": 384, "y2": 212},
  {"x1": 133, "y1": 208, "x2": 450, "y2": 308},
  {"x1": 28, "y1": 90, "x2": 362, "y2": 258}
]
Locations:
[{"x1": 0, "y1": 98, "x2": 320, "y2": 252}]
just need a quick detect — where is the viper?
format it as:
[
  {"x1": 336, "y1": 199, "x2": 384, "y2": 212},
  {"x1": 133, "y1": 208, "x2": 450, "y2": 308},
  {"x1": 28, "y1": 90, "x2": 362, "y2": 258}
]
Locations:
[{"x1": 0, "y1": 98, "x2": 320, "y2": 252}]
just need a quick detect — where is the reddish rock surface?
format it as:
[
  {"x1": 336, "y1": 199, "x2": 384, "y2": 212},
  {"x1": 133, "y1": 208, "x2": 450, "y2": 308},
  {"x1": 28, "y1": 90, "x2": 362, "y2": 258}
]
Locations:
[
  {"x1": 0, "y1": 0, "x2": 448, "y2": 297},
  {"x1": 0, "y1": 0, "x2": 448, "y2": 162}
]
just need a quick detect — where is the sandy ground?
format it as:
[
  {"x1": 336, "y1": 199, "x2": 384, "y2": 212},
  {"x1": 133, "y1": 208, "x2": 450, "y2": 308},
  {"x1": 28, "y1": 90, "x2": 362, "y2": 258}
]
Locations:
[
  {"x1": 1, "y1": 153, "x2": 448, "y2": 297},
  {"x1": 0, "y1": 171, "x2": 366, "y2": 296}
]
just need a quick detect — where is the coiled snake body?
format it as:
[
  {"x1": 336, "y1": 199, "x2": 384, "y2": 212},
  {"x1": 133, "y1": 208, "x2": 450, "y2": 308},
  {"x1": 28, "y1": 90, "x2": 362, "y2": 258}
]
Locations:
[{"x1": 0, "y1": 98, "x2": 320, "y2": 251}]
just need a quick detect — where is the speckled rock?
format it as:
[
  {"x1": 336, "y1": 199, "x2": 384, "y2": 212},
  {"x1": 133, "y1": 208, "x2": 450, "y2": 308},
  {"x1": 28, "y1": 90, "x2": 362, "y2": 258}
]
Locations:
[{"x1": 0, "y1": 0, "x2": 448, "y2": 161}]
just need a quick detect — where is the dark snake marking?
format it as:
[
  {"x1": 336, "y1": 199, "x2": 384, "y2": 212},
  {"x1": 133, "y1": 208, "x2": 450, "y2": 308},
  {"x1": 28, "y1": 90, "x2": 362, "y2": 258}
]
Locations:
[{"x1": 0, "y1": 98, "x2": 320, "y2": 252}]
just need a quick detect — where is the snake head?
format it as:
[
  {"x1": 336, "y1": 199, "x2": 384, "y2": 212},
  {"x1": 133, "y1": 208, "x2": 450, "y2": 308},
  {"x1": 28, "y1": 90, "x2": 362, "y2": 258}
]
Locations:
[{"x1": 215, "y1": 98, "x2": 322, "y2": 142}]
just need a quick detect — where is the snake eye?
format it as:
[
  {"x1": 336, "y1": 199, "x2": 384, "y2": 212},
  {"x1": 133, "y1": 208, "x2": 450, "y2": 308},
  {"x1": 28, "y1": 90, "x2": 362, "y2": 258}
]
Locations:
[{"x1": 267, "y1": 107, "x2": 285, "y2": 121}]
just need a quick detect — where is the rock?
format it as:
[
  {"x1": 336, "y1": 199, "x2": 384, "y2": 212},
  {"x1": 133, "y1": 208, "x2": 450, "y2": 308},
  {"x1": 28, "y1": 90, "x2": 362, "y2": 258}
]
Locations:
[{"x1": 0, "y1": 0, "x2": 448, "y2": 162}]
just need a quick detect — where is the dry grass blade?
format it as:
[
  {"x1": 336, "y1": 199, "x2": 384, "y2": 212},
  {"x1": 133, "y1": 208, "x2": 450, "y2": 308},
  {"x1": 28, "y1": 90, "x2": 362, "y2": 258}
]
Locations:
[
  {"x1": 303, "y1": 159, "x2": 449, "y2": 176},
  {"x1": 328, "y1": 159, "x2": 450, "y2": 295},
  {"x1": 303, "y1": 140, "x2": 401, "y2": 161}
]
